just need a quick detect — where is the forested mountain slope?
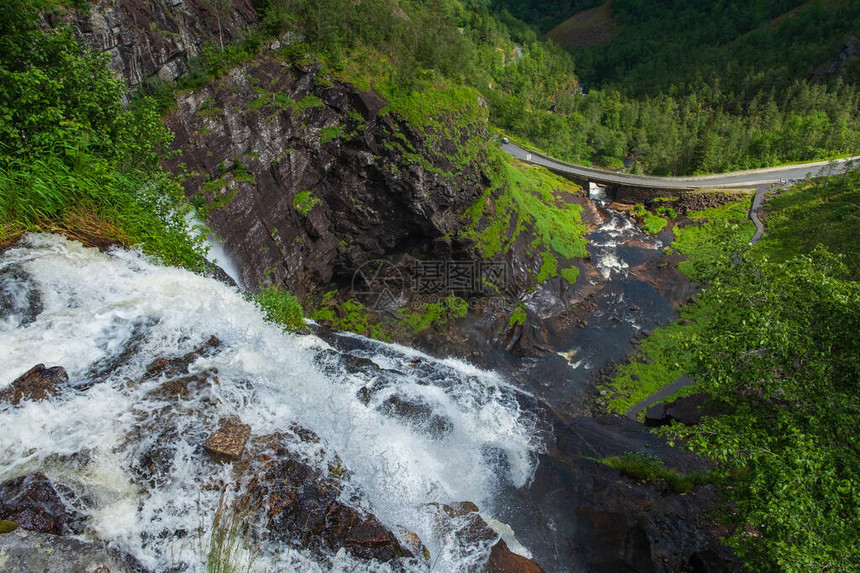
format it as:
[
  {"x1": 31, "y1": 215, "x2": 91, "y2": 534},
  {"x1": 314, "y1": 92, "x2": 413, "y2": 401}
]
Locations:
[{"x1": 490, "y1": 0, "x2": 860, "y2": 175}]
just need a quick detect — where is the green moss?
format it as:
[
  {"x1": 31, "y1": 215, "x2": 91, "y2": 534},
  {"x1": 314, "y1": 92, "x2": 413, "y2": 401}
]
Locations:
[
  {"x1": 600, "y1": 452, "x2": 714, "y2": 494},
  {"x1": 319, "y1": 125, "x2": 344, "y2": 145},
  {"x1": 293, "y1": 190, "x2": 320, "y2": 217},
  {"x1": 601, "y1": 301, "x2": 711, "y2": 414},
  {"x1": 536, "y1": 251, "x2": 558, "y2": 283},
  {"x1": 295, "y1": 94, "x2": 324, "y2": 112},
  {"x1": 460, "y1": 150, "x2": 588, "y2": 285},
  {"x1": 0, "y1": 520, "x2": 18, "y2": 534},
  {"x1": 397, "y1": 296, "x2": 468, "y2": 333},
  {"x1": 672, "y1": 199, "x2": 755, "y2": 277},
  {"x1": 508, "y1": 305, "x2": 527, "y2": 326},
  {"x1": 312, "y1": 296, "x2": 389, "y2": 340},
  {"x1": 560, "y1": 266, "x2": 580, "y2": 284}
]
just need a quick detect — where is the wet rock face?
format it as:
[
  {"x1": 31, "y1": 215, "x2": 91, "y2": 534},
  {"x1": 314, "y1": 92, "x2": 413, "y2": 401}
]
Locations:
[
  {"x1": 204, "y1": 416, "x2": 251, "y2": 461},
  {"x1": 378, "y1": 395, "x2": 454, "y2": 439},
  {"x1": 164, "y1": 52, "x2": 489, "y2": 296},
  {"x1": 493, "y1": 414, "x2": 739, "y2": 573},
  {"x1": 243, "y1": 434, "x2": 409, "y2": 562},
  {"x1": 0, "y1": 474, "x2": 80, "y2": 535},
  {"x1": 487, "y1": 539, "x2": 546, "y2": 573},
  {"x1": 0, "y1": 266, "x2": 43, "y2": 327},
  {"x1": 0, "y1": 364, "x2": 68, "y2": 406},
  {"x1": 575, "y1": 507, "x2": 653, "y2": 572},
  {"x1": 0, "y1": 528, "x2": 135, "y2": 573}
]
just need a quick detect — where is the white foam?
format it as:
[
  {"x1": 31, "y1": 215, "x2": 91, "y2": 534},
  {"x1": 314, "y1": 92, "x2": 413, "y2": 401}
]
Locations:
[{"x1": 0, "y1": 234, "x2": 542, "y2": 571}]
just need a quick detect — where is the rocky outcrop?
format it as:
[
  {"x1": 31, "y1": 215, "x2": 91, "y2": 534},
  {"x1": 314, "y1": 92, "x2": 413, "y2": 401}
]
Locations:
[
  {"x1": 242, "y1": 433, "x2": 409, "y2": 562},
  {"x1": 645, "y1": 393, "x2": 712, "y2": 427},
  {"x1": 607, "y1": 185, "x2": 752, "y2": 214},
  {"x1": 487, "y1": 539, "x2": 546, "y2": 573},
  {"x1": 492, "y1": 414, "x2": 740, "y2": 573},
  {"x1": 0, "y1": 528, "x2": 134, "y2": 573},
  {"x1": 0, "y1": 365, "x2": 68, "y2": 405},
  {"x1": 164, "y1": 51, "x2": 489, "y2": 296},
  {"x1": 71, "y1": 0, "x2": 258, "y2": 87}
]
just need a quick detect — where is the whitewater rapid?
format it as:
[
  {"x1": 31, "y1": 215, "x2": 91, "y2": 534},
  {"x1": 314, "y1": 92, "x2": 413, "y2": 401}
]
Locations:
[{"x1": 0, "y1": 234, "x2": 543, "y2": 572}]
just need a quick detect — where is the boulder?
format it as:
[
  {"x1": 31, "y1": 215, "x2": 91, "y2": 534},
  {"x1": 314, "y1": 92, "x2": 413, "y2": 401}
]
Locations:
[
  {"x1": 204, "y1": 416, "x2": 251, "y2": 462},
  {"x1": 0, "y1": 364, "x2": 68, "y2": 405},
  {"x1": 243, "y1": 434, "x2": 409, "y2": 562},
  {"x1": 0, "y1": 528, "x2": 134, "y2": 573},
  {"x1": 644, "y1": 393, "x2": 711, "y2": 427},
  {"x1": 0, "y1": 474, "x2": 79, "y2": 535},
  {"x1": 487, "y1": 539, "x2": 546, "y2": 573},
  {"x1": 378, "y1": 395, "x2": 453, "y2": 438}
]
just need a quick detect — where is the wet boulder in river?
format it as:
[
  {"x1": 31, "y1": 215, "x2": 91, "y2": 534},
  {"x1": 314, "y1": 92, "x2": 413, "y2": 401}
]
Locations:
[
  {"x1": 0, "y1": 364, "x2": 68, "y2": 405},
  {"x1": 0, "y1": 473, "x2": 82, "y2": 535}
]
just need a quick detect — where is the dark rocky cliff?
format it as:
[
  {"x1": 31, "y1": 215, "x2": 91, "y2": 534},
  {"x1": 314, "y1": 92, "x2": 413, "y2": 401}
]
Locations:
[
  {"x1": 72, "y1": 0, "x2": 258, "y2": 87},
  {"x1": 164, "y1": 51, "x2": 490, "y2": 294}
]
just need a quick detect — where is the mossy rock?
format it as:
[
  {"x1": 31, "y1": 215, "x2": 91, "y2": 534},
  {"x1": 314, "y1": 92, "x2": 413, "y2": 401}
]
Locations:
[{"x1": 0, "y1": 519, "x2": 18, "y2": 534}]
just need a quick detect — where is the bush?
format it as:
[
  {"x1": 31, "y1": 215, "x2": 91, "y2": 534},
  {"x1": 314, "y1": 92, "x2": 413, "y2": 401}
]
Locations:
[{"x1": 254, "y1": 286, "x2": 305, "y2": 331}]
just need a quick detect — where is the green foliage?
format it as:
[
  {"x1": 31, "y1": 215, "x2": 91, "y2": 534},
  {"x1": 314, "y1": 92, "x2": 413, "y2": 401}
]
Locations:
[
  {"x1": 661, "y1": 248, "x2": 860, "y2": 572},
  {"x1": 203, "y1": 489, "x2": 257, "y2": 573},
  {"x1": 462, "y1": 151, "x2": 587, "y2": 283},
  {"x1": 294, "y1": 94, "x2": 324, "y2": 112},
  {"x1": 600, "y1": 452, "x2": 713, "y2": 494},
  {"x1": 641, "y1": 213, "x2": 667, "y2": 235},
  {"x1": 254, "y1": 286, "x2": 305, "y2": 331},
  {"x1": 672, "y1": 199, "x2": 755, "y2": 278},
  {"x1": 398, "y1": 296, "x2": 469, "y2": 332},
  {"x1": 655, "y1": 205, "x2": 676, "y2": 219},
  {"x1": 0, "y1": 3, "x2": 204, "y2": 267},
  {"x1": 753, "y1": 167, "x2": 860, "y2": 272},
  {"x1": 292, "y1": 190, "x2": 320, "y2": 217},
  {"x1": 560, "y1": 266, "x2": 580, "y2": 284},
  {"x1": 311, "y1": 296, "x2": 388, "y2": 340},
  {"x1": 630, "y1": 203, "x2": 647, "y2": 217},
  {"x1": 318, "y1": 125, "x2": 343, "y2": 145},
  {"x1": 601, "y1": 301, "x2": 710, "y2": 414}
]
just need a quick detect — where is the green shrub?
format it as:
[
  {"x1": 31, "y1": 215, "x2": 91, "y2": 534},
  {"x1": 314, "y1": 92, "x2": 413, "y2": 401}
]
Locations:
[{"x1": 254, "y1": 286, "x2": 305, "y2": 331}]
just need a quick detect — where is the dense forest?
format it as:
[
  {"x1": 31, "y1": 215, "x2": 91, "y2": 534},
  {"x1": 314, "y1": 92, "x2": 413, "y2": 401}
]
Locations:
[{"x1": 490, "y1": 0, "x2": 860, "y2": 174}]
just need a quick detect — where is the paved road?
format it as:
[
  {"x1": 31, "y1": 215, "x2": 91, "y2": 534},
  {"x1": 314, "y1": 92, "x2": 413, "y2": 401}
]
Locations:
[
  {"x1": 625, "y1": 376, "x2": 696, "y2": 420},
  {"x1": 749, "y1": 186, "x2": 770, "y2": 245},
  {"x1": 503, "y1": 142, "x2": 858, "y2": 189}
]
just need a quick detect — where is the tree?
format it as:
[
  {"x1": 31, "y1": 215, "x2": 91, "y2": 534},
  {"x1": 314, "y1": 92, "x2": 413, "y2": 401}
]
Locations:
[{"x1": 663, "y1": 247, "x2": 860, "y2": 572}]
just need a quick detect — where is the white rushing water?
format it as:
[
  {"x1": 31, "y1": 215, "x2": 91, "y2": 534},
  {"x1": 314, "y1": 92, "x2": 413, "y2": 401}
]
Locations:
[
  {"x1": 0, "y1": 234, "x2": 543, "y2": 572},
  {"x1": 588, "y1": 183, "x2": 662, "y2": 280}
]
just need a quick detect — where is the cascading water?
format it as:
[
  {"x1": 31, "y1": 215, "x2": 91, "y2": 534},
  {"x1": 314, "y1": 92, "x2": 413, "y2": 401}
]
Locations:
[
  {"x1": 0, "y1": 234, "x2": 544, "y2": 572},
  {"x1": 546, "y1": 184, "x2": 676, "y2": 384}
]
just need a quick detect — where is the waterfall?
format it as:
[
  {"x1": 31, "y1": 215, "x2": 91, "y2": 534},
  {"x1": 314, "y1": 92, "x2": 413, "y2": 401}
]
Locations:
[{"x1": 0, "y1": 234, "x2": 543, "y2": 572}]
